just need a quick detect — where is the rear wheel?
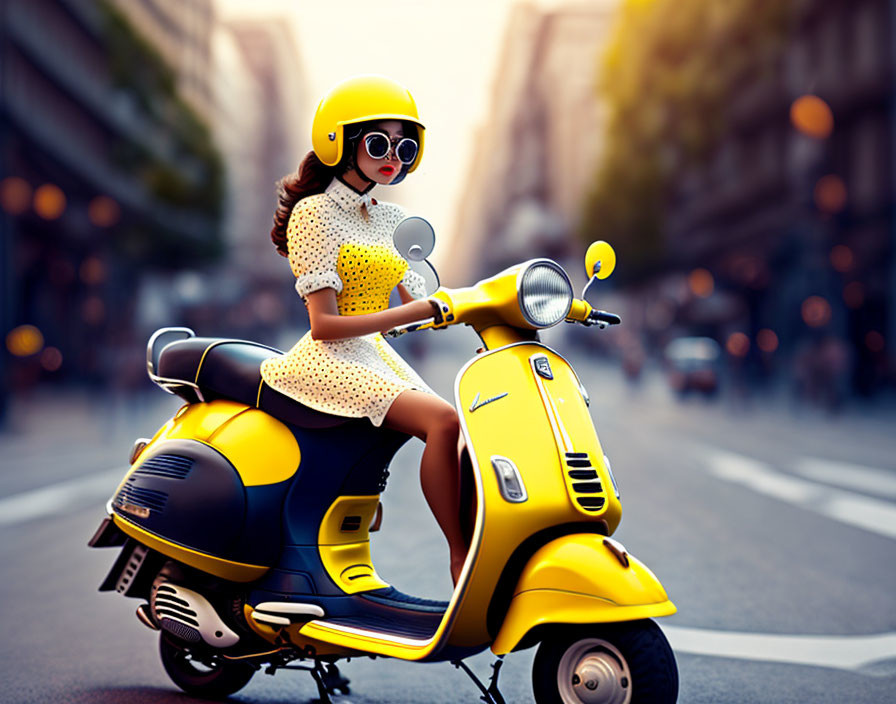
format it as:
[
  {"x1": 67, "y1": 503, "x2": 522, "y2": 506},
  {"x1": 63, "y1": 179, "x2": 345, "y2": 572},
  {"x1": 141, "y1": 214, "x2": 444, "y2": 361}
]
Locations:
[
  {"x1": 532, "y1": 620, "x2": 677, "y2": 704},
  {"x1": 159, "y1": 634, "x2": 254, "y2": 699}
]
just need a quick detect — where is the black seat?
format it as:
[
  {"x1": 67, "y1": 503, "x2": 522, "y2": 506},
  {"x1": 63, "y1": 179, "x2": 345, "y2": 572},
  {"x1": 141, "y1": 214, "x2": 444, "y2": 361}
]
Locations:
[{"x1": 156, "y1": 337, "x2": 350, "y2": 429}]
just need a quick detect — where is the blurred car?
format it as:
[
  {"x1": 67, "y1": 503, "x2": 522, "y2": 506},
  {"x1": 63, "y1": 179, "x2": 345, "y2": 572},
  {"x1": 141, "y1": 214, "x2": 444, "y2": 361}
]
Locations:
[{"x1": 663, "y1": 336, "x2": 721, "y2": 395}]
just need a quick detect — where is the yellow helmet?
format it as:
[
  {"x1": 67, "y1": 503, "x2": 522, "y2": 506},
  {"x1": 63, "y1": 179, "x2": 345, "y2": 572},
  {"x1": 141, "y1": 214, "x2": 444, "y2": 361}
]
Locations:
[{"x1": 311, "y1": 75, "x2": 425, "y2": 173}]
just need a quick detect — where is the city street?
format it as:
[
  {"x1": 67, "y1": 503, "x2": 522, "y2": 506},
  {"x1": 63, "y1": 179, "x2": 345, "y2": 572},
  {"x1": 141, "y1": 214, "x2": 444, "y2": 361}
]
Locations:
[{"x1": 1, "y1": 330, "x2": 895, "y2": 703}]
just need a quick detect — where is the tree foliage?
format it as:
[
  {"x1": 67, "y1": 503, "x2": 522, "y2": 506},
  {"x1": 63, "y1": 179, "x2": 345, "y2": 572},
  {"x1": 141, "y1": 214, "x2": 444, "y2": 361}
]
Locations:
[{"x1": 581, "y1": 0, "x2": 793, "y2": 282}]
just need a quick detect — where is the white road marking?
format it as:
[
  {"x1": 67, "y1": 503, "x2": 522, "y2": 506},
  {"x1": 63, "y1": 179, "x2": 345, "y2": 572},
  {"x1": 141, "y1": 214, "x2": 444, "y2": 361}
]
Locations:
[
  {"x1": 664, "y1": 625, "x2": 896, "y2": 672},
  {"x1": 701, "y1": 448, "x2": 896, "y2": 540},
  {"x1": 793, "y1": 457, "x2": 896, "y2": 498},
  {"x1": 0, "y1": 468, "x2": 124, "y2": 526}
]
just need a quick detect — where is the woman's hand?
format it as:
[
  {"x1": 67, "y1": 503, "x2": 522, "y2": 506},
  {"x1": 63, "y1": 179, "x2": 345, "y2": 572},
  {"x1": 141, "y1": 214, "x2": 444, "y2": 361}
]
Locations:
[{"x1": 305, "y1": 288, "x2": 437, "y2": 341}]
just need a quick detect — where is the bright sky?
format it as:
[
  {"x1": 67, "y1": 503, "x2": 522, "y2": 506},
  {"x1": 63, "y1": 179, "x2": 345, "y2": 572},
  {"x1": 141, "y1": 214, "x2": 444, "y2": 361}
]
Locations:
[{"x1": 215, "y1": 0, "x2": 592, "y2": 259}]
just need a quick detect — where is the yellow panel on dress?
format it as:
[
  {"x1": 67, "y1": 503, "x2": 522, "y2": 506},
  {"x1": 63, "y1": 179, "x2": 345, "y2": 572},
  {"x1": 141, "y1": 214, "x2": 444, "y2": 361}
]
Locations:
[{"x1": 336, "y1": 242, "x2": 408, "y2": 315}]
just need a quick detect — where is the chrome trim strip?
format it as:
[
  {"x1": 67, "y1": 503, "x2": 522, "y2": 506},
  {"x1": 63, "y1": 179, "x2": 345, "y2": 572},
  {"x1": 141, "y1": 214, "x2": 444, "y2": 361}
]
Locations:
[
  {"x1": 303, "y1": 620, "x2": 434, "y2": 647},
  {"x1": 530, "y1": 353, "x2": 573, "y2": 453}
]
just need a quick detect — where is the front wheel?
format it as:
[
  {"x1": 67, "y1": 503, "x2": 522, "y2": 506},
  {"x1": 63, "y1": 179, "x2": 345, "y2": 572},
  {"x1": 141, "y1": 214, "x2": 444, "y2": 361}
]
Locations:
[
  {"x1": 532, "y1": 620, "x2": 678, "y2": 704},
  {"x1": 159, "y1": 634, "x2": 255, "y2": 699}
]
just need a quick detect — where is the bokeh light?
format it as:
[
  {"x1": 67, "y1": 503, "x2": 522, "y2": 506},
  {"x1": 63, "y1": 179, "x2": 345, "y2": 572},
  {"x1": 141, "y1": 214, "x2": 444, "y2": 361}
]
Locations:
[
  {"x1": 814, "y1": 175, "x2": 847, "y2": 214},
  {"x1": 40, "y1": 347, "x2": 63, "y2": 372},
  {"x1": 829, "y1": 245, "x2": 854, "y2": 273},
  {"x1": 80, "y1": 256, "x2": 106, "y2": 286},
  {"x1": 0, "y1": 177, "x2": 32, "y2": 215},
  {"x1": 843, "y1": 282, "x2": 865, "y2": 309},
  {"x1": 865, "y1": 331, "x2": 885, "y2": 353},
  {"x1": 688, "y1": 268, "x2": 714, "y2": 298},
  {"x1": 726, "y1": 332, "x2": 750, "y2": 357},
  {"x1": 88, "y1": 195, "x2": 121, "y2": 227},
  {"x1": 6, "y1": 325, "x2": 45, "y2": 357},
  {"x1": 33, "y1": 183, "x2": 66, "y2": 220},
  {"x1": 801, "y1": 295, "x2": 832, "y2": 327},
  {"x1": 790, "y1": 94, "x2": 834, "y2": 139},
  {"x1": 757, "y1": 328, "x2": 779, "y2": 353}
]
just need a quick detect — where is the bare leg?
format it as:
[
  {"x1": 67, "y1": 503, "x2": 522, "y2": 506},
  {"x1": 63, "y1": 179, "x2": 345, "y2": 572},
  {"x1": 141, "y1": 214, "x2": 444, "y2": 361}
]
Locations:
[{"x1": 384, "y1": 390, "x2": 466, "y2": 584}]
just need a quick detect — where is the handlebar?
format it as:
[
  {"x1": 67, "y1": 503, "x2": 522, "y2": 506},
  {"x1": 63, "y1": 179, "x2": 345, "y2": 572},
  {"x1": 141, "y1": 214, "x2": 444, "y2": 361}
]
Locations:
[
  {"x1": 588, "y1": 310, "x2": 622, "y2": 327},
  {"x1": 566, "y1": 299, "x2": 621, "y2": 328},
  {"x1": 385, "y1": 319, "x2": 436, "y2": 338},
  {"x1": 386, "y1": 293, "x2": 452, "y2": 338}
]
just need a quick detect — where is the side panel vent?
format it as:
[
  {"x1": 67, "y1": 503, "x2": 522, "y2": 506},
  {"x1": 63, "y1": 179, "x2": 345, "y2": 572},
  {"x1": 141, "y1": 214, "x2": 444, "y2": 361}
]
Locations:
[
  {"x1": 155, "y1": 585, "x2": 200, "y2": 628},
  {"x1": 160, "y1": 619, "x2": 201, "y2": 643},
  {"x1": 152, "y1": 583, "x2": 240, "y2": 648},
  {"x1": 577, "y1": 497, "x2": 606, "y2": 511},
  {"x1": 563, "y1": 452, "x2": 607, "y2": 515},
  {"x1": 115, "y1": 484, "x2": 168, "y2": 512},
  {"x1": 134, "y1": 454, "x2": 194, "y2": 480},
  {"x1": 340, "y1": 515, "x2": 363, "y2": 532}
]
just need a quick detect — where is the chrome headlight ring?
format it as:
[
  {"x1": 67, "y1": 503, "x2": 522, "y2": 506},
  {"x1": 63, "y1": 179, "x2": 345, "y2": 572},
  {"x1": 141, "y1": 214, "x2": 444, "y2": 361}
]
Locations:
[{"x1": 516, "y1": 259, "x2": 573, "y2": 328}]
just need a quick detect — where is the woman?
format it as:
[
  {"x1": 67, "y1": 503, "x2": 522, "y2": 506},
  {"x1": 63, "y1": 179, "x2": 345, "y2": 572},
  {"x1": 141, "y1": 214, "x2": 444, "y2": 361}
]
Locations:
[{"x1": 261, "y1": 75, "x2": 466, "y2": 583}]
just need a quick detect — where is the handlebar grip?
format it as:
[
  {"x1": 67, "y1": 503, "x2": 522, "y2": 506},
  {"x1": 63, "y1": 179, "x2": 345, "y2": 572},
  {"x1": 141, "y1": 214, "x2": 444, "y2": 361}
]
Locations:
[
  {"x1": 385, "y1": 320, "x2": 435, "y2": 338},
  {"x1": 589, "y1": 310, "x2": 622, "y2": 326}
]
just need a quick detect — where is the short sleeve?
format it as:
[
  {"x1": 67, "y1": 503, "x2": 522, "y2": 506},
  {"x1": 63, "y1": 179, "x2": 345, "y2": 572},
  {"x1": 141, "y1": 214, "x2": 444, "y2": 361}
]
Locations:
[{"x1": 286, "y1": 197, "x2": 344, "y2": 299}]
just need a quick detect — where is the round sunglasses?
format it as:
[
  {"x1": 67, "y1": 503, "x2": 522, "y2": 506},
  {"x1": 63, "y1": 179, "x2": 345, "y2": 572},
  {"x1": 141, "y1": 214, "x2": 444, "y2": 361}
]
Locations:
[{"x1": 363, "y1": 132, "x2": 419, "y2": 165}]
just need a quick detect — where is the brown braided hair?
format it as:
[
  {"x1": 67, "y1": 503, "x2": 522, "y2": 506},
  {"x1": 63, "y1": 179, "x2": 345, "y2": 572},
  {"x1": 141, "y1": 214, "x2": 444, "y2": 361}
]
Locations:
[{"x1": 270, "y1": 151, "x2": 338, "y2": 257}]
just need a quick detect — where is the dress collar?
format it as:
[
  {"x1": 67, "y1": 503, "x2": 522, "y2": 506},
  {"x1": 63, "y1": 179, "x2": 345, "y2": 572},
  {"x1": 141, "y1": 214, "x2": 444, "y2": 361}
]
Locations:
[{"x1": 326, "y1": 177, "x2": 378, "y2": 212}]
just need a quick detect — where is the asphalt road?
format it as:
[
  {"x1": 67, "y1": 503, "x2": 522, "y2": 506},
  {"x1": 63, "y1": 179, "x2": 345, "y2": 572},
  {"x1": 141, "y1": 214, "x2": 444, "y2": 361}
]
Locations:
[{"x1": 1, "y1": 328, "x2": 895, "y2": 703}]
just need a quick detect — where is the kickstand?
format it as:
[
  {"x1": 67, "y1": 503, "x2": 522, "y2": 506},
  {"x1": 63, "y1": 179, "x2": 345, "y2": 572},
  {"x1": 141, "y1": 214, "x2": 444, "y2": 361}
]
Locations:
[
  {"x1": 451, "y1": 657, "x2": 506, "y2": 704},
  {"x1": 309, "y1": 660, "x2": 333, "y2": 704}
]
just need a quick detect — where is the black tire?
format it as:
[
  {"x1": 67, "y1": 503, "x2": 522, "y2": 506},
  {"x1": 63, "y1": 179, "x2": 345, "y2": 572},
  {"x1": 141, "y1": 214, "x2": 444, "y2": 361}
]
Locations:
[
  {"x1": 159, "y1": 634, "x2": 255, "y2": 699},
  {"x1": 532, "y1": 620, "x2": 678, "y2": 704}
]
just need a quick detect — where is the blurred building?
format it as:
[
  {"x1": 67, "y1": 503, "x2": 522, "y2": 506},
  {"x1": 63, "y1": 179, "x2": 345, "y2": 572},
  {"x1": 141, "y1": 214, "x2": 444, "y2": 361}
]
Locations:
[
  {"x1": 0, "y1": 0, "x2": 222, "y2": 418},
  {"x1": 661, "y1": 0, "x2": 894, "y2": 396},
  {"x1": 109, "y1": 0, "x2": 216, "y2": 122},
  {"x1": 215, "y1": 18, "x2": 307, "y2": 281},
  {"x1": 204, "y1": 18, "x2": 309, "y2": 342},
  {"x1": 449, "y1": 1, "x2": 619, "y2": 286}
]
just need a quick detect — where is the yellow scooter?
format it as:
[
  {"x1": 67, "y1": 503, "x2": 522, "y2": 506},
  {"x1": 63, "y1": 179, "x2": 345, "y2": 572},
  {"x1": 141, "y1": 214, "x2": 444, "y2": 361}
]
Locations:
[{"x1": 89, "y1": 224, "x2": 677, "y2": 704}]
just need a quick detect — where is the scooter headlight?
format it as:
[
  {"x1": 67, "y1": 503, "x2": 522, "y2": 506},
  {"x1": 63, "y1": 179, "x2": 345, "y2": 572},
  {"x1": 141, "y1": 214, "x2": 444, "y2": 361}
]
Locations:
[{"x1": 517, "y1": 260, "x2": 573, "y2": 328}]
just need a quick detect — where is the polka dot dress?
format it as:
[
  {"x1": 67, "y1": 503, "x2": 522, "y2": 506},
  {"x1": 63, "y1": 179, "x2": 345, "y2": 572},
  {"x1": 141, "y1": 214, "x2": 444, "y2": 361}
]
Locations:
[{"x1": 260, "y1": 178, "x2": 435, "y2": 427}]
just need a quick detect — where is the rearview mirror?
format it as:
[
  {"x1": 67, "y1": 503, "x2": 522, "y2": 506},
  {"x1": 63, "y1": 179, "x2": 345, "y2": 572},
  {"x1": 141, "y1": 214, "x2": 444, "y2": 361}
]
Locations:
[
  {"x1": 393, "y1": 216, "x2": 435, "y2": 262},
  {"x1": 584, "y1": 241, "x2": 616, "y2": 280},
  {"x1": 582, "y1": 241, "x2": 616, "y2": 306},
  {"x1": 393, "y1": 216, "x2": 440, "y2": 296}
]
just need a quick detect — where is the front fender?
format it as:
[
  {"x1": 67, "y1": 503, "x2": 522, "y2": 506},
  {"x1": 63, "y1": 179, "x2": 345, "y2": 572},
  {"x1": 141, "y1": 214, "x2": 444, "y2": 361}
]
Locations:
[{"x1": 491, "y1": 533, "x2": 675, "y2": 655}]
